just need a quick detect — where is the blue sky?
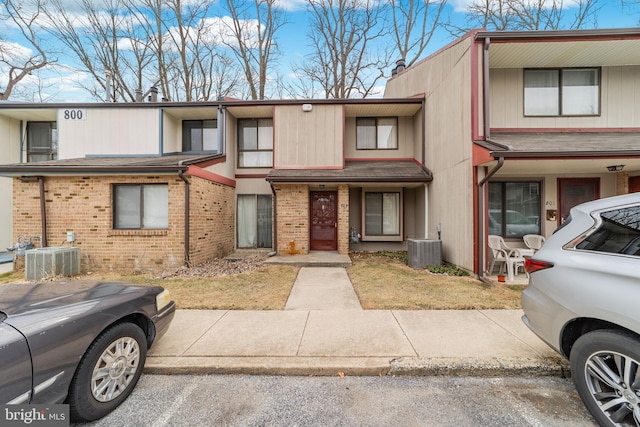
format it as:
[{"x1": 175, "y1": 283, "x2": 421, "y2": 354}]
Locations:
[{"x1": 1, "y1": 0, "x2": 639, "y2": 102}]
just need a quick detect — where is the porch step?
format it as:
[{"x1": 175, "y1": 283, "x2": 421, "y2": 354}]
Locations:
[{"x1": 264, "y1": 251, "x2": 352, "y2": 268}]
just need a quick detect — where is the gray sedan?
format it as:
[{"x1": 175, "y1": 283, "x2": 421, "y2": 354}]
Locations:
[{"x1": 0, "y1": 280, "x2": 175, "y2": 422}]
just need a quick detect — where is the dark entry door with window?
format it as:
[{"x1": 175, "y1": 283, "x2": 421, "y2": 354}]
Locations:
[
  {"x1": 310, "y1": 191, "x2": 337, "y2": 251},
  {"x1": 558, "y1": 178, "x2": 600, "y2": 225}
]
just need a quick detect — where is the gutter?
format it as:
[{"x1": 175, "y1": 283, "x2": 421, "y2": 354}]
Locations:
[
  {"x1": 477, "y1": 157, "x2": 504, "y2": 285},
  {"x1": 177, "y1": 161, "x2": 190, "y2": 267}
]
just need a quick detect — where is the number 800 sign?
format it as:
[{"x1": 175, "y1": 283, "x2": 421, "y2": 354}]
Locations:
[{"x1": 60, "y1": 109, "x2": 86, "y2": 120}]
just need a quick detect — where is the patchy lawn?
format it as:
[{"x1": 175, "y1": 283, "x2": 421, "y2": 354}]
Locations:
[
  {"x1": 0, "y1": 253, "x2": 524, "y2": 310},
  {"x1": 347, "y1": 254, "x2": 523, "y2": 310}
]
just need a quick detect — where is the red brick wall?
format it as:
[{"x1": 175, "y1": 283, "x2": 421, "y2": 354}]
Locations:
[
  {"x1": 12, "y1": 174, "x2": 235, "y2": 272},
  {"x1": 337, "y1": 184, "x2": 349, "y2": 254},
  {"x1": 188, "y1": 176, "x2": 235, "y2": 265},
  {"x1": 274, "y1": 184, "x2": 309, "y2": 254},
  {"x1": 273, "y1": 184, "x2": 350, "y2": 255}
]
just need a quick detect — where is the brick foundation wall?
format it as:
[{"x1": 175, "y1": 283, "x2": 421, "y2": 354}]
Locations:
[
  {"x1": 273, "y1": 184, "x2": 350, "y2": 255},
  {"x1": 12, "y1": 174, "x2": 235, "y2": 273},
  {"x1": 274, "y1": 184, "x2": 309, "y2": 254},
  {"x1": 188, "y1": 176, "x2": 235, "y2": 265},
  {"x1": 337, "y1": 184, "x2": 349, "y2": 254}
]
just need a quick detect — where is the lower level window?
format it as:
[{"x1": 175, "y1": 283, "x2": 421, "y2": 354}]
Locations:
[
  {"x1": 363, "y1": 191, "x2": 401, "y2": 240},
  {"x1": 237, "y1": 194, "x2": 272, "y2": 248},
  {"x1": 114, "y1": 184, "x2": 168, "y2": 229},
  {"x1": 488, "y1": 182, "x2": 541, "y2": 238}
]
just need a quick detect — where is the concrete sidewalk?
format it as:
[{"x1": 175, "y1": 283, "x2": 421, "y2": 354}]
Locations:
[{"x1": 146, "y1": 266, "x2": 566, "y2": 377}]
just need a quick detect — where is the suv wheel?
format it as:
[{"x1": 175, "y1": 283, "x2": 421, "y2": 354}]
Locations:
[{"x1": 570, "y1": 330, "x2": 640, "y2": 426}]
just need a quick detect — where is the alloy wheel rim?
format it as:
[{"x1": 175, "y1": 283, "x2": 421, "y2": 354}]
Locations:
[
  {"x1": 584, "y1": 350, "x2": 640, "y2": 426},
  {"x1": 91, "y1": 336, "x2": 140, "y2": 402}
]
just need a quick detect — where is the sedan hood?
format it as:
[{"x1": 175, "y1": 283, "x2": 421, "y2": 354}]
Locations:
[{"x1": 0, "y1": 281, "x2": 159, "y2": 317}]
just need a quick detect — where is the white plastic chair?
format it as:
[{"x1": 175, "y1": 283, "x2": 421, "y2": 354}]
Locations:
[
  {"x1": 488, "y1": 235, "x2": 526, "y2": 281},
  {"x1": 523, "y1": 234, "x2": 546, "y2": 252}
]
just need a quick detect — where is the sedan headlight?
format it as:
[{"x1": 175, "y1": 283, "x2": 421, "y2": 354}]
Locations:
[{"x1": 155, "y1": 290, "x2": 172, "y2": 311}]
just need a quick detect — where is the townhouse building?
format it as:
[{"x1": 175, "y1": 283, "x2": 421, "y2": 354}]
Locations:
[
  {"x1": 0, "y1": 98, "x2": 430, "y2": 272},
  {"x1": 1, "y1": 27, "x2": 639, "y2": 277},
  {"x1": 384, "y1": 28, "x2": 640, "y2": 277}
]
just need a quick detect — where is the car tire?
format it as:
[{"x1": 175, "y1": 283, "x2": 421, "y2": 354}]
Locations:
[
  {"x1": 570, "y1": 329, "x2": 640, "y2": 426},
  {"x1": 67, "y1": 322, "x2": 147, "y2": 422}
]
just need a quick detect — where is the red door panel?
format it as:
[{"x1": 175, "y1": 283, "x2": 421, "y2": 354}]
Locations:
[{"x1": 310, "y1": 191, "x2": 337, "y2": 251}]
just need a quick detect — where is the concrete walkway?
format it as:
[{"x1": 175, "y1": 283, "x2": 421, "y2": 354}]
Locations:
[
  {"x1": 285, "y1": 267, "x2": 362, "y2": 310},
  {"x1": 146, "y1": 264, "x2": 565, "y2": 377}
]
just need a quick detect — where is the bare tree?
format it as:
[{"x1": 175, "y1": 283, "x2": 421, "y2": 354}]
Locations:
[
  {"x1": 223, "y1": 0, "x2": 287, "y2": 100},
  {"x1": 298, "y1": 0, "x2": 390, "y2": 99},
  {"x1": 0, "y1": 0, "x2": 55, "y2": 100},
  {"x1": 389, "y1": 0, "x2": 447, "y2": 68},
  {"x1": 41, "y1": 0, "x2": 242, "y2": 102},
  {"x1": 448, "y1": 0, "x2": 604, "y2": 34}
]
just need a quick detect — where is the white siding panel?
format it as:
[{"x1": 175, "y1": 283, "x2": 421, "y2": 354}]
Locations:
[{"x1": 59, "y1": 108, "x2": 160, "y2": 159}]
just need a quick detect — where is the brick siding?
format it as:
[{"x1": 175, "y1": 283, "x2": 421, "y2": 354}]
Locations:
[
  {"x1": 273, "y1": 184, "x2": 350, "y2": 255},
  {"x1": 12, "y1": 174, "x2": 234, "y2": 273}
]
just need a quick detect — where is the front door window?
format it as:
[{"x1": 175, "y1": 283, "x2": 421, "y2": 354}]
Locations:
[{"x1": 310, "y1": 192, "x2": 337, "y2": 251}]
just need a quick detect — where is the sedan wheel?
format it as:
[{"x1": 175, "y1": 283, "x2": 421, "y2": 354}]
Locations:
[
  {"x1": 91, "y1": 335, "x2": 141, "y2": 402},
  {"x1": 571, "y1": 330, "x2": 640, "y2": 427},
  {"x1": 67, "y1": 322, "x2": 148, "y2": 422}
]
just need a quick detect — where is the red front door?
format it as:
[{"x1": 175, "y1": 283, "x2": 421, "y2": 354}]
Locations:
[
  {"x1": 558, "y1": 178, "x2": 600, "y2": 225},
  {"x1": 310, "y1": 191, "x2": 338, "y2": 251},
  {"x1": 630, "y1": 176, "x2": 640, "y2": 193}
]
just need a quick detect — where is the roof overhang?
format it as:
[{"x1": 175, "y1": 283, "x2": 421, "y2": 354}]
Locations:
[
  {"x1": 475, "y1": 132, "x2": 640, "y2": 174},
  {"x1": 475, "y1": 28, "x2": 640, "y2": 68},
  {"x1": 0, "y1": 153, "x2": 222, "y2": 177},
  {"x1": 0, "y1": 97, "x2": 425, "y2": 121},
  {"x1": 267, "y1": 160, "x2": 432, "y2": 185}
]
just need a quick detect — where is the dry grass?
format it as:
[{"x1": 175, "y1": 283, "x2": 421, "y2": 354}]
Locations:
[
  {"x1": 0, "y1": 254, "x2": 524, "y2": 310},
  {"x1": 347, "y1": 255, "x2": 523, "y2": 310}
]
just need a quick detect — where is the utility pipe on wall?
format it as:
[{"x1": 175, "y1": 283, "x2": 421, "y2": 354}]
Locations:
[
  {"x1": 38, "y1": 176, "x2": 48, "y2": 247},
  {"x1": 178, "y1": 162, "x2": 190, "y2": 266}
]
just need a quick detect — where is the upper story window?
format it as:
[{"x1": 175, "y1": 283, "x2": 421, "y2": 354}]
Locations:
[
  {"x1": 238, "y1": 118, "x2": 273, "y2": 168},
  {"x1": 524, "y1": 68, "x2": 600, "y2": 116},
  {"x1": 113, "y1": 184, "x2": 168, "y2": 229},
  {"x1": 182, "y1": 120, "x2": 219, "y2": 152},
  {"x1": 356, "y1": 117, "x2": 397, "y2": 150},
  {"x1": 27, "y1": 121, "x2": 57, "y2": 162}
]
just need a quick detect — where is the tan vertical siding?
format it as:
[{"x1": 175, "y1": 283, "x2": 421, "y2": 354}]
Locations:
[
  {"x1": 490, "y1": 66, "x2": 640, "y2": 128},
  {"x1": 273, "y1": 105, "x2": 343, "y2": 167},
  {"x1": 385, "y1": 36, "x2": 476, "y2": 271}
]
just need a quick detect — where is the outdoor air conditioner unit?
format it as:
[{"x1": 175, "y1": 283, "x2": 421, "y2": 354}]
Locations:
[
  {"x1": 407, "y1": 239, "x2": 442, "y2": 269},
  {"x1": 25, "y1": 246, "x2": 81, "y2": 280}
]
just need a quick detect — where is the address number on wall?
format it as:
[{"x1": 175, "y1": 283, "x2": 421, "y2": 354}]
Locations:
[{"x1": 60, "y1": 109, "x2": 87, "y2": 120}]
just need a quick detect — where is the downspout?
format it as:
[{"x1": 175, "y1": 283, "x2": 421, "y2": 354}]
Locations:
[
  {"x1": 420, "y1": 99, "x2": 433, "y2": 239},
  {"x1": 483, "y1": 37, "x2": 491, "y2": 140},
  {"x1": 38, "y1": 176, "x2": 48, "y2": 247},
  {"x1": 476, "y1": 36, "x2": 497, "y2": 285},
  {"x1": 178, "y1": 162, "x2": 190, "y2": 266},
  {"x1": 269, "y1": 182, "x2": 277, "y2": 256},
  {"x1": 158, "y1": 108, "x2": 164, "y2": 155},
  {"x1": 478, "y1": 157, "x2": 504, "y2": 285}
]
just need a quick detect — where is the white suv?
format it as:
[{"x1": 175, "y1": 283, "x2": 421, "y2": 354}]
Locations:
[{"x1": 522, "y1": 193, "x2": 640, "y2": 426}]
